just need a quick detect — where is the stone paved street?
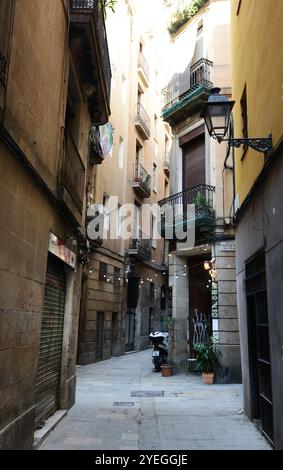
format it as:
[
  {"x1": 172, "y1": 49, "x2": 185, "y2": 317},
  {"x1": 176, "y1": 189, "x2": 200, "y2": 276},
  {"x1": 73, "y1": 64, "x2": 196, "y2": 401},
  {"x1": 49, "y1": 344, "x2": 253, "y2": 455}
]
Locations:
[{"x1": 39, "y1": 350, "x2": 270, "y2": 451}]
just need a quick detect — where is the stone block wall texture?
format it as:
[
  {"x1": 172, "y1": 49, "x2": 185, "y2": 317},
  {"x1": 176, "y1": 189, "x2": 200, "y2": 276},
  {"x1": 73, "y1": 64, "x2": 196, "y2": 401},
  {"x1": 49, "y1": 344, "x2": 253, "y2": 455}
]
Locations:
[{"x1": 77, "y1": 251, "x2": 126, "y2": 365}]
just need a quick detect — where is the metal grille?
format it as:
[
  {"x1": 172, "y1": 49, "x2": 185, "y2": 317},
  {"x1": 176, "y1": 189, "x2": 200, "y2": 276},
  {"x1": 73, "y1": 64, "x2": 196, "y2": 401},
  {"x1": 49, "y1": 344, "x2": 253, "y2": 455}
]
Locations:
[
  {"x1": 34, "y1": 255, "x2": 66, "y2": 429},
  {"x1": 246, "y1": 252, "x2": 273, "y2": 444},
  {"x1": 60, "y1": 130, "x2": 85, "y2": 213},
  {"x1": 162, "y1": 58, "x2": 213, "y2": 111}
]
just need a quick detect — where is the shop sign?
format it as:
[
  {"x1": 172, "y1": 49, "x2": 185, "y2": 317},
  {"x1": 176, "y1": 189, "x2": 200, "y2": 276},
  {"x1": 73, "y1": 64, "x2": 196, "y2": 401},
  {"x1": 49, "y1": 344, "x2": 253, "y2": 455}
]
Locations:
[
  {"x1": 221, "y1": 241, "x2": 236, "y2": 252},
  {"x1": 48, "y1": 232, "x2": 76, "y2": 269}
]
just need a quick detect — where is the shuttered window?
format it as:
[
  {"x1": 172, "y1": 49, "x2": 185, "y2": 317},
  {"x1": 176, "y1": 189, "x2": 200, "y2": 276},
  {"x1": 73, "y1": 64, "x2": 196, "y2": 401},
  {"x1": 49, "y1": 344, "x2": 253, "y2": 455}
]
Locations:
[
  {"x1": 182, "y1": 134, "x2": 205, "y2": 190},
  {"x1": 34, "y1": 255, "x2": 66, "y2": 429}
]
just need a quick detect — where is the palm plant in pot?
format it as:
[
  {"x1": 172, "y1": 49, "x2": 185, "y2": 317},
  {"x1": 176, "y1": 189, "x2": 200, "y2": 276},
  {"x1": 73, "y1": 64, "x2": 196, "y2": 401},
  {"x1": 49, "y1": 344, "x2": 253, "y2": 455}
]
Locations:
[
  {"x1": 160, "y1": 314, "x2": 175, "y2": 377},
  {"x1": 194, "y1": 336, "x2": 222, "y2": 384}
]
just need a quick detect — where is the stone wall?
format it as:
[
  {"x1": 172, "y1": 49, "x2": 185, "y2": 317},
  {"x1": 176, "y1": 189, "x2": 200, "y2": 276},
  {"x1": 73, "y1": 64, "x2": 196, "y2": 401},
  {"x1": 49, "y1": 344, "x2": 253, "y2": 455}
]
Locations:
[
  {"x1": 0, "y1": 143, "x2": 82, "y2": 449},
  {"x1": 77, "y1": 250, "x2": 126, "y2": 364},
  {"x1": 213, "y1": 243, "x2": 241, "y2": 383}
]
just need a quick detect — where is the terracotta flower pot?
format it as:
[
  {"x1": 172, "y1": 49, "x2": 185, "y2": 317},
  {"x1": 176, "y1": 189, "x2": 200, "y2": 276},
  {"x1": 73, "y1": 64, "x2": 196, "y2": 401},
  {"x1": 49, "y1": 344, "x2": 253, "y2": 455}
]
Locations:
[
  {"x1": 202, "y1": 372, "x2": 214, "y2": 384},
  {"x1": 161, "y1": 364, "x2": 173, "y2": 377}
]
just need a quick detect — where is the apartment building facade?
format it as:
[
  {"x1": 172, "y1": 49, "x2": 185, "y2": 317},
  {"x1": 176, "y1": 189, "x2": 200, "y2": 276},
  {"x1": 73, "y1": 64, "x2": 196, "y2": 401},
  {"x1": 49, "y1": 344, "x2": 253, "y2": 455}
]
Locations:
[
  {"x1": 159, "y1": 0, "x2": 241, "y2": 382},
  {"x1": 77, "y1": 0, "x2": 172, "y2": 362},
  {"x1": 0, "y1": 0, "x2": 111, "y2": 449}
]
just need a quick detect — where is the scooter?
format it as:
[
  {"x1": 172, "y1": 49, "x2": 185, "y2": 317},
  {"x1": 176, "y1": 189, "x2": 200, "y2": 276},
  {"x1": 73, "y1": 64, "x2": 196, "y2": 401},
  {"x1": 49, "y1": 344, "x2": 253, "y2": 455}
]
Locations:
[{"x1": 149, "y1": 331, "x2": 169, "y2": 372}]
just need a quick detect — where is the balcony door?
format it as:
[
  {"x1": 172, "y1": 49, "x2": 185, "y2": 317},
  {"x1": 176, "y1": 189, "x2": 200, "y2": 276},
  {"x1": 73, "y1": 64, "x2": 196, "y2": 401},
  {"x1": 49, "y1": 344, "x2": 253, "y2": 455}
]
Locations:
[{"x1": 182, "y1": 132, "x2": 205, "y2": 191}]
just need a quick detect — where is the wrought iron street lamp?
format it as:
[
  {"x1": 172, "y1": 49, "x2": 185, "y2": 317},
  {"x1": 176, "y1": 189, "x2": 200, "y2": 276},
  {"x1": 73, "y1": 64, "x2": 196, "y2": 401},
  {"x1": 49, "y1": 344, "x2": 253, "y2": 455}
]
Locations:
[{"x1": 201, "y1": 88, "x2": 273, "y2": 153}]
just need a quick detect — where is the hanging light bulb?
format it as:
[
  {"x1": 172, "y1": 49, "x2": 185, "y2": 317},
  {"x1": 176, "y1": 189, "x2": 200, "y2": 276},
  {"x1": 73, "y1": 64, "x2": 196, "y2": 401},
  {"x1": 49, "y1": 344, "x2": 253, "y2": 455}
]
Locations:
[{"x1": 183, "y1": 272, "x2": 186, "y2": 276}]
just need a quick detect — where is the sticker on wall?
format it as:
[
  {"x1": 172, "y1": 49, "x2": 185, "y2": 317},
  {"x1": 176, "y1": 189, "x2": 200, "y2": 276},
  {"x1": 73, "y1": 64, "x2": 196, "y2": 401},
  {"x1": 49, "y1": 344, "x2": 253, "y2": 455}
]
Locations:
[{"x1": 212, "y1": 281, "x2": 219, "y2": 319}]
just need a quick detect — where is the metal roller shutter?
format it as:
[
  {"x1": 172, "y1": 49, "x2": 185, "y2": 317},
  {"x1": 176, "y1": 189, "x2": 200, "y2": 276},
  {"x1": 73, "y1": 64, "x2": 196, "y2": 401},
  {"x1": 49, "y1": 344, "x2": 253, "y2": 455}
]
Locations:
[{"x1": 34, "y1": 254, "x2": 66, "y2": 429}]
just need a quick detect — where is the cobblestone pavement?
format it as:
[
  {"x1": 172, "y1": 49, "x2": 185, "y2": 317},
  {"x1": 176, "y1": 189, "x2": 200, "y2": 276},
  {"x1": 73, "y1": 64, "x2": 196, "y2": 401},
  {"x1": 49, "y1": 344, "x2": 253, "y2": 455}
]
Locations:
[{"x1": 39, "y1": 350, "x2": 270, "y2": 450}]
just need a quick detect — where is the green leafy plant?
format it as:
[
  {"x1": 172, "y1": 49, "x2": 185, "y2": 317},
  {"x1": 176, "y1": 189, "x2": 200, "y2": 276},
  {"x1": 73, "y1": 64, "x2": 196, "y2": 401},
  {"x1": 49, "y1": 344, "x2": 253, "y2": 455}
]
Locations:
[
  {"x1": 167, "y1": 0, "x2": 209, "y2": 36},
  {"x1": 194, "y1": 336, "x2": 222, "y2": 373},
  {"x1": 161, "y1": 315, "x2": 175, "y2": 365},
  {"x1": 192, "y1": 192, "x2": 209, "y2": 207},
  {"x1": 103, "y1": 0, "x2": 117, "y2": 15},
  {"x1": 162, "y1": 314, "x2": 175, "y2": 331}
]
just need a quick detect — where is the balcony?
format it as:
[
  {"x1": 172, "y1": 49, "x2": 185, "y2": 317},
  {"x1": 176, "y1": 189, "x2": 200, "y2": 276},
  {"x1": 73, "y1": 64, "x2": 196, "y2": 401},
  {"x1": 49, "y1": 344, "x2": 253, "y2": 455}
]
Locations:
[
  {"x1": 162, "y1": 58, "x2": 213, "y2": 126},
  {"x1": 58, "y1": 130, "x2": 86, "y2": 226},
  {"x1": 134, "y1": 103, "x2": 151, "y2": 140},
  {"x1": 132, "y1": 162, "x2": 151, "y2": 198},
  {"x1": 138, "y1": 52, "x2": 149, "y2": 87},
  {"x1": 69, "y1": 0, "x2": 111, "y2": 125},
  {"x1": 164, "y1": 152, "x2": 170, "y2": 175},
  {"x1": 127, "y1": 230, "x2": 151, "y2": 261},
  {"x1": 89, "y1": 126, "x2": 104, "y2": 164},
  {"x1": 158, "y1": 184, "x2": 215, "y2": 243}
]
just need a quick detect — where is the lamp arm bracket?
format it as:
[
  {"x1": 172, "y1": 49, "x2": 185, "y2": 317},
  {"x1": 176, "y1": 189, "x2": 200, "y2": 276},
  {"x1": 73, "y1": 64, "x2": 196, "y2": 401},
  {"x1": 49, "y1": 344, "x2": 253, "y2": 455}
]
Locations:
[{"x1": 224, "y1": 137, "x2": 273, "y2": 154}]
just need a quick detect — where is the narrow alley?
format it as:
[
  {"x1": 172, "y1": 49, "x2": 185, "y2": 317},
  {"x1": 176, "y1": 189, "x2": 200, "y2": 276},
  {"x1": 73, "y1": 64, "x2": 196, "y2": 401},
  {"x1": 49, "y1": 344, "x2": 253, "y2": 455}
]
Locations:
[{"x1": 38, "y1": 351, "x2": 270, "y2": 451}]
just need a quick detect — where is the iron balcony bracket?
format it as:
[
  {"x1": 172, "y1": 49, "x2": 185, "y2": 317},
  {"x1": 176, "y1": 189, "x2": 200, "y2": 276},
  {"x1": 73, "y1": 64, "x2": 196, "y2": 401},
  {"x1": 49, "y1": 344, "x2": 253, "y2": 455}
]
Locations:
[{"x1": 225, "y1": 137, "x2": 273, "y2": 154}]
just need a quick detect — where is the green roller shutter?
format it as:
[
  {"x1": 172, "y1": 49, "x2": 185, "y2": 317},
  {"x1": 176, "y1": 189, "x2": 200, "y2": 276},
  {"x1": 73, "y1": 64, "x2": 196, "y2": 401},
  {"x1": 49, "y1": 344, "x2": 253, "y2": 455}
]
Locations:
[{"x1": 34, "y1": 254, "x2": 66, "y2": 429}]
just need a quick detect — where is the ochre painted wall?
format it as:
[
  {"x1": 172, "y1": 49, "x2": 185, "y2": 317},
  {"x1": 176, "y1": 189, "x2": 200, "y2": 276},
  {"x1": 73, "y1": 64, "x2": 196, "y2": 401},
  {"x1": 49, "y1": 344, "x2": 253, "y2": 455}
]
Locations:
[{"x1": 231, "y1": 0, "x2": 283, "y2": 205}]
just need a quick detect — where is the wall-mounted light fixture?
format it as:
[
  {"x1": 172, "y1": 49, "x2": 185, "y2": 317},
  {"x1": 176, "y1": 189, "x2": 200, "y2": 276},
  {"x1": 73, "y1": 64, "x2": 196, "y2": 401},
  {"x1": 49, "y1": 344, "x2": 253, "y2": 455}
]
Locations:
[{"x1": 201, "y1": 88, "x2": 272, "y2": 153}]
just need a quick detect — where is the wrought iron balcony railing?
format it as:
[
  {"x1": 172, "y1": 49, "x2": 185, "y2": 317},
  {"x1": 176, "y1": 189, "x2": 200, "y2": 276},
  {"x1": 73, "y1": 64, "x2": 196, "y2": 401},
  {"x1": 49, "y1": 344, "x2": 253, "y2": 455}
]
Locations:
[
  {"x1": 158, "y1": 184, "x2": 215, "y2": 238},
  {"x1": 128, "y1": 230, "x2": 152, "y2": 261},
  {"x1": 132, "y1": 162, "x2": 151, "y2": 198},
  {"x1": 162, "y1": 58, "x2": 213, "y2": 112},
  {"x1": 59, "y1": 130, "x2": 85, "y2": 214},
  {"x1": 135, "y1": 103, "x2": 151, "y2": 140}
]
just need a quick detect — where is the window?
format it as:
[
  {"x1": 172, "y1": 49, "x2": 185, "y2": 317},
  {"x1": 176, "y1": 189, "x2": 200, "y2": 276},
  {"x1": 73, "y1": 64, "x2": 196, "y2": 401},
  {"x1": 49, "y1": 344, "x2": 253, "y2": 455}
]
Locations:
[
  {"x1": 151, "y1": 214, "x2": 157, "y2": 249},
  {"x1": 114, "y1": 267, "x2": 121, "y2": 287},
  {"x1": 103, "y1": 193, "x2": 110, "y2": 233},
  {"x1": 99, "y1": 262, "x2": 107, "y2": 282},
  {"x1": 154, "y1": 114, "x2": 158, "y2": 141},
  {"x1": 119, "y1": 137, "x2": 124, "y2": 168},
  {"x1": 240, "y1": 85, "x2": 248, "y2": 157},
  {"x1": 116, "y1": 203, "x2": 122, "y2": 238},
  {"x1": 152, "y1": 163, "x2": 157, "y2": 193},
  {"x1": 150, "y1": 282, "x2": 155, "y2": 301}
]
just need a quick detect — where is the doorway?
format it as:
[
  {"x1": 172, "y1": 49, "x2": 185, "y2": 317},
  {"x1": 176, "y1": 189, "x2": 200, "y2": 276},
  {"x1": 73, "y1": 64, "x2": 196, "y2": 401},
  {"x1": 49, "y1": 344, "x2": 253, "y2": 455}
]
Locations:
[
  {"x1": 34, "y1": 254, "x2": 66, "y2": 429},
  {"x1": 246, "y1": 251, "x2": 273, "y2": 444},
  {"x1": 188, "y1": 256, "x2": 212, "y2": 353},
  {"x1": 111, "y1": 312, "x2": 119, "y2": 356},
  {"x1": 125, "y1": 308, "x2": 136, "y2": 352},
  {"x1": 96, "y1": 312, "x2": 104, "y2": 361}
]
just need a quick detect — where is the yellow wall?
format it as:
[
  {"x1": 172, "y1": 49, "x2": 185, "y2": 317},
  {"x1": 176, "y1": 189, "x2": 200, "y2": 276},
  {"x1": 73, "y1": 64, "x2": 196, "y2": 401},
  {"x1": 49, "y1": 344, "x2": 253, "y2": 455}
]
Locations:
[{"x1": 231, "y1": 0, "x2": 283, "y2": 205}]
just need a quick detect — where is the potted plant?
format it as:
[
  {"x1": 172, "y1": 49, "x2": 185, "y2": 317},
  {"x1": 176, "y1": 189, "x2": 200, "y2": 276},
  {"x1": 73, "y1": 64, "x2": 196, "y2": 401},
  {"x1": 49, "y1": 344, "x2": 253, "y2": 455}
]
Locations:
[
  {"x1": 160, "y1": 315, "x2": 175, "y2": 377},
  {"x1": 194, "y1": 336, "x2": 222, "y2": 384}
]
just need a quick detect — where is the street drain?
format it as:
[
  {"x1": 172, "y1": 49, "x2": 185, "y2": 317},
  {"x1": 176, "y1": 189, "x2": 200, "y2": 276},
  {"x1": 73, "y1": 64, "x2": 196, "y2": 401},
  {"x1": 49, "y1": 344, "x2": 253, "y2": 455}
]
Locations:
[
  {"x1": 113, "y1": 402, "x2": 135, "y2": 407},
  {"x1": 131, "y1": 391, "x2": 164, "y2": 397}
]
